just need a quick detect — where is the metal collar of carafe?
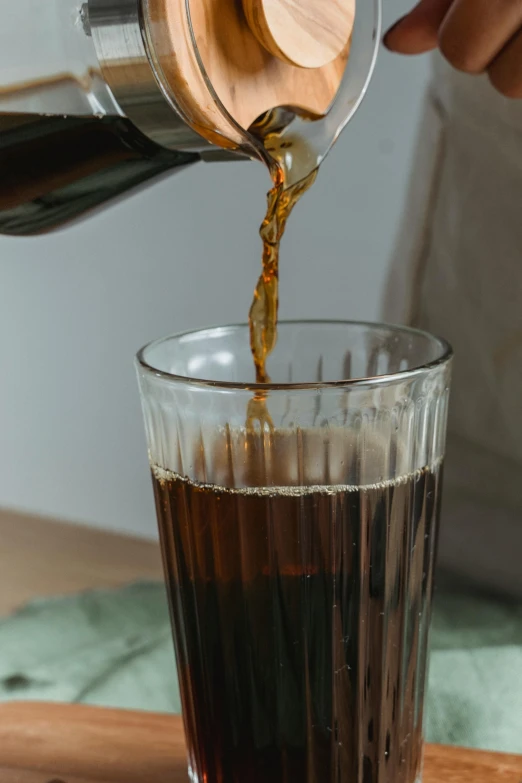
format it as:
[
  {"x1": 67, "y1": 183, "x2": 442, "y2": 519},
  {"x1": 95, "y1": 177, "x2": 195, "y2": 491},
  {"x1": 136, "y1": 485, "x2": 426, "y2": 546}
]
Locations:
[{"x1": 85, "y1": 0, "x2": 240, "y2": 160}]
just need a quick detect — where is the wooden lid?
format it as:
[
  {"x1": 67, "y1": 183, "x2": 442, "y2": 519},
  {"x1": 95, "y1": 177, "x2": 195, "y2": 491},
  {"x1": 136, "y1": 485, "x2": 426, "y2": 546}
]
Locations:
[
  {"x1": 144, "y1": 0, "x2": 355, "y2": 149},
  {"x1": 243, "y1": 0, "x2": 355, "y2": 69}
]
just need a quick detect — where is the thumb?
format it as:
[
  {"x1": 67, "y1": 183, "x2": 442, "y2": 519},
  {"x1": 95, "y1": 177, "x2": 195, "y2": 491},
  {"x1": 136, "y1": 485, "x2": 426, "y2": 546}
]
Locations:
[{"x1": 384, "y1": 0, "x2": 454, "y2": 54}]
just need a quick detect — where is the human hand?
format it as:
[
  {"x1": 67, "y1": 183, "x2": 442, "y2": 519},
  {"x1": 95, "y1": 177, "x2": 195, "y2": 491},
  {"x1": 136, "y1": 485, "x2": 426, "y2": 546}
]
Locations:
[{"x1": 383, "y1": 0, "x2": 522, "y2": 98}]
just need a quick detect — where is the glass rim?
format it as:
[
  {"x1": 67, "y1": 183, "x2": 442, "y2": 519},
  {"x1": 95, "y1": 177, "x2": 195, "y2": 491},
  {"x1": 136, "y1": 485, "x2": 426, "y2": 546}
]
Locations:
[{"x1": 135, "y1": 320, "x2": 453, "y2": 392}]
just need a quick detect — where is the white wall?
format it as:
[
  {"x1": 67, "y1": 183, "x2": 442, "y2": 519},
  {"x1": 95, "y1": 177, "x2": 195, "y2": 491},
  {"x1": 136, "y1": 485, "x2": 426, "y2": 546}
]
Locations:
[{"x1": 0, "y1": 2, "x2": 431, "y2": 538}]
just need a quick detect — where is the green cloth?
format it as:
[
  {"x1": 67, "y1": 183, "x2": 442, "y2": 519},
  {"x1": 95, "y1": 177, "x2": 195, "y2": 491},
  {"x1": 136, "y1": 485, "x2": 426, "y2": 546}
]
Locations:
[{"x1": 0, "y1": 580, "x2": 520, "y2": 753}]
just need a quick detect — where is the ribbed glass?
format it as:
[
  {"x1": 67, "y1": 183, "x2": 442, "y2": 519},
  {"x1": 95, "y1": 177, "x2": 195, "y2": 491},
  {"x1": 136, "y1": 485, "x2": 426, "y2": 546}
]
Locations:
[{"x1": 136, "y1": 321, "x2": 452, "y2": 783}]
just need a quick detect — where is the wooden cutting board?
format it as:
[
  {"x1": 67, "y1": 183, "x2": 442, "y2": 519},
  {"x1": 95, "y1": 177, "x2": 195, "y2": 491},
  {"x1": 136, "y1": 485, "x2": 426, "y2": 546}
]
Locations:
[{"x1": 0, "y1": 703, "x2": 520, "y2": 783}]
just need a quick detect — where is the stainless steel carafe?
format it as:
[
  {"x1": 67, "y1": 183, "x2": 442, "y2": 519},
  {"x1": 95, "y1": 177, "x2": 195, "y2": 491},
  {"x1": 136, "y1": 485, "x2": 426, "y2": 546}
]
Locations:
[
  {"x1": 0, "y1": 0, "x2": 239, "y2": 236},
  {"x1": 0, "y1": 0, "x2": 380, "y2": 236}
]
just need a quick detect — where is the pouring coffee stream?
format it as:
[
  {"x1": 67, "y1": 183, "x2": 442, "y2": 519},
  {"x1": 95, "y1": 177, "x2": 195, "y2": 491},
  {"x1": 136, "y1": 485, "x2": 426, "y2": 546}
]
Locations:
[{"x1": 246, "y1": 160, "x2": 317, "y2": 430}]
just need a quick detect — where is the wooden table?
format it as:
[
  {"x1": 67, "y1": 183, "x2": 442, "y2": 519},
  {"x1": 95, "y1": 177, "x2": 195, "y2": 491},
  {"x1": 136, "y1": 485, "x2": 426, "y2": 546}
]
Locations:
[
  {"x1": 0, "y1": 702, "x2": 520, "y2": 783},
  {"x1": 0, "y1": 508, "x2": 163, "y2": 616}
]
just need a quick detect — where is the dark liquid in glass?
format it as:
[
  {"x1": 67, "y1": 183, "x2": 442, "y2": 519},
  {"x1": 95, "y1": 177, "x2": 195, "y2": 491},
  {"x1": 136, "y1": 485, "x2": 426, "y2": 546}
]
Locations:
[{"x1": 152, "y1": 442, "x2": 442, "y2": 783}]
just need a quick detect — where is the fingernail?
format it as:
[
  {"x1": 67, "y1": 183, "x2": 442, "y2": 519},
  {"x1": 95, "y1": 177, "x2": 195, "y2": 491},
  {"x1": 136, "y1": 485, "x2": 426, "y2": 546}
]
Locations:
[{"x1": 383, "y1": 16, "x2": 406, "y2": 48}]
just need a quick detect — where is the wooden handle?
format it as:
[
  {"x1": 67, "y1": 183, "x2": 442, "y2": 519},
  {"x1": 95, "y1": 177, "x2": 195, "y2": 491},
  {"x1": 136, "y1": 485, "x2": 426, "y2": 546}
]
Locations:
[
  {"x1": 243, "y1": 0, "x2": 355, "y2": 68},
  {"x1": 145, "y1": 0, "x2": 350, "y2": 140}
]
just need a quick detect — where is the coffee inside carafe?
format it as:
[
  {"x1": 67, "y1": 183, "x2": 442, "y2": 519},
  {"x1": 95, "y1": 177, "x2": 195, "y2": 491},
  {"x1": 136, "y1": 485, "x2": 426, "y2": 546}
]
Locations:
[{"x1": 0, "y1": 112, "x2": 199, "y2": 235}]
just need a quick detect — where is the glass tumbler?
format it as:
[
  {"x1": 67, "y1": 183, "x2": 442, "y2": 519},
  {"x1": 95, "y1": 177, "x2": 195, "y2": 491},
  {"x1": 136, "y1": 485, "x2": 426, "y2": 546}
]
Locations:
[{"x1": 136, "y1": 321, "x2": 452, "y2": 783}]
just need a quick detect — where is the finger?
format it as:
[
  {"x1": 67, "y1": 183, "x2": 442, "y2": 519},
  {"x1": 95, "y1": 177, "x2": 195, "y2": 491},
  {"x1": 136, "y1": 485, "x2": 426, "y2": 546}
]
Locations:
[
  {"x1": 383, "y1": 0, "x2": 453, "y2": 55},
  {"x1": 439, "y1": 0, "x2": 522, "y2": 74},
  {"x1": 488, "y1": 30, "x2": 522, "y2": 98}
]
